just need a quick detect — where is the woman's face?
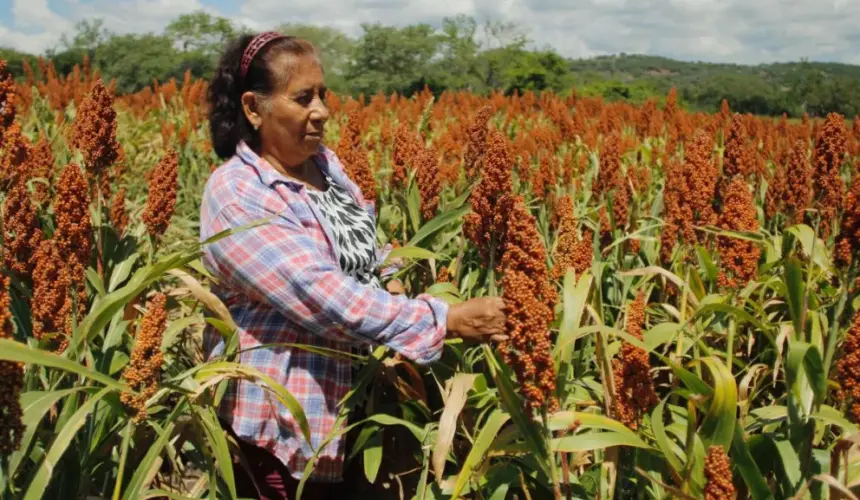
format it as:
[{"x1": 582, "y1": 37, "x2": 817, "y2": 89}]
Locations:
[{"x1": 248, "y1": 52, "x2": 329, "y2": 168}]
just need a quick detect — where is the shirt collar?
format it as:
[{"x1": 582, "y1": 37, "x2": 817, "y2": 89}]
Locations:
[{"x1": 235, "y1": 140, "x2": 332, "y2": 190}]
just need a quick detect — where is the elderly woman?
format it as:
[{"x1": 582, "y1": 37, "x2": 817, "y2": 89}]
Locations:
[{"x1": 200, "y1": 31, "x2": 507, "y2": 499}]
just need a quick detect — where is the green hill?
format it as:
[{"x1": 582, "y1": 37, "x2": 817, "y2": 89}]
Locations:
[{"x1": 567, "y1": 54, "x2": 860, "y2": 117}]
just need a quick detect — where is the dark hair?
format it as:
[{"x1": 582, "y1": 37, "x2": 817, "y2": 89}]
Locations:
[{"x1": 208, "y1": 33, "x2": 319, "y2": 159}]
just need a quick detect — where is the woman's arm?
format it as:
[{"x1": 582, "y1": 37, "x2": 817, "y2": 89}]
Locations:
[{"x1": 204, "y1": 202, "x2": 448, "y2": 365}]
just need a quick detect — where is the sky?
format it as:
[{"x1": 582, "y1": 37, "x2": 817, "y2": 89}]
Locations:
[{"x1": 1, "y1": 0, "x2": 859, "y2": 65}]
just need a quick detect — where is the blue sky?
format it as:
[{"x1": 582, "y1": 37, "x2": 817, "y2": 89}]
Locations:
[{"x1": 1, "y1": 0, "x2": 859, "y2": 65}]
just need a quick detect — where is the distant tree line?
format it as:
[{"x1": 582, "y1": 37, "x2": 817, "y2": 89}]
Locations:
[{"x1": 1, "y1": 12, "x2": 859, "y2": 118}]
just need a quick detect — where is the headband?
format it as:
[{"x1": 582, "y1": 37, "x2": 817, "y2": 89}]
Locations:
[{"x1": 240, "y1": 31, "x2": 287, "y2": 80}]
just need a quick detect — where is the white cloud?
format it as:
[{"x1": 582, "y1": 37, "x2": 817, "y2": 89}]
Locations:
[{"x1": 1, "y1": 0, "x2": 859, "y2": 65}]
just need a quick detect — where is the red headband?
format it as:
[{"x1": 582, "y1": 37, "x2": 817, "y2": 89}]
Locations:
[{"x1": 240, "y1": 31, "x2": 287, "y2": 80}]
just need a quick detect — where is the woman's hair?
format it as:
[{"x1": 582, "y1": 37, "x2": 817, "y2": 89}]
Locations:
[{"x1": 208, "y1": 33, "x2": 319, "y2": 159}]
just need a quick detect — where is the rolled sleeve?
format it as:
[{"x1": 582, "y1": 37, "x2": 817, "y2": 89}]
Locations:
[{"x1": 205, "y1": 203, "x2": 449, "y2": 364}]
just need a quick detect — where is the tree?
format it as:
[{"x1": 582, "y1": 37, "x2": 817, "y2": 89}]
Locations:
[
  {"x1": 165, "y1": 11, "x2": 235, "y2": 54},
  {"x1": 433, "y1": 15, "x2": 483, "y2": 91},
  {"x1": 93, "y1": 34, "x2": 183, "y2": 93},
  {"x1": 345, "y1": 23, "x2": 441, "y2": 96}
]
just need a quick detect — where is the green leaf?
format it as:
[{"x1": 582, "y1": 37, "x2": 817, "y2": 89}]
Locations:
[
  {"x1": 554, "y1": 270, "x2": 593, "y2": 371},
  {"x1": 0, "y1": 338, "x2": 127, "y2": 391},
  {"x1": 652, "y1": 398, "x2": 684, "y2": 476},
  {"x1": 730, "y1": 422, "x2": 775, "y2": 500},
  {"x1": 812, "y1": 405, "x2": 859, "y2": 433},
  {"x1": 408, "y1": 205, "x2": 470, "y2": 248},
  {"x1": 694, "y1": 303, "x2": 772, "y2": 333},
  {"x1": 363, "y1": 432, "x2": 383, "y2": 484},
  {"x1": 774, "y1": 438, "x2": 803, "y2": 494},
  {"x1": 195, "y1": 362, "x2": 312, "y2": 447},
  {"x1": 196, "y1": 407, "x2": 237, "y2": 499},
  {"x1": 786, "y1": 341, "x2": 827, "y2": 414},
  {"x1": 695, "y1": 357, "x2": 738, "y2": 450},
  {"x1": 784, "y1": 257, "x2": 806, "y2": 340},
  {"x1": 452, "y1": 409, "x2": 509, "y2": 498},
  {"x1": 7, "y1": 388, "x2": 86, "y2": 480},
  {"x1": 108, "y1": 252, "x2": 141, "y2": 292},
  {"x1": 122, "y1": 407, "x2": 183, "y2": 500},
  {"x1": 644, "y1": 323, "x2": 682, "y2": 351},
  {"x1": 24, "y1": 387, "x2": 112, "y2": 500},
  {"x1": 482, "y1": 345, "x2": 548, "y2": 465},
  {"x1": 433, "y1": 373, "x2": 478, "y2": 481},
  {"x1": 384, "y1": 245, "x2": 442, "y2": 264},
  {"x1": 74, "y1": 247, "x2": 202, "y2": 352},
  {"x1": 548, "y1": 431, "x2": 653, "y2": 452}
]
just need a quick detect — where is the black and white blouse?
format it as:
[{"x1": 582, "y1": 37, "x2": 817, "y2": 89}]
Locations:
[{"x1": 306, "y1": 174, "x2": 381, "y2": 289}]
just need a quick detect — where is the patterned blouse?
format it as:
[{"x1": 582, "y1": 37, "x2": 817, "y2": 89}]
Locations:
[
  {"x1": 305, "y1": 174, "x2": 381, "y2": 289},
  {"x1": 199, "y1": 141, "x2": 449, "y2": 483}
]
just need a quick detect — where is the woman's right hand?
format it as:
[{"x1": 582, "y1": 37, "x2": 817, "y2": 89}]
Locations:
[{"x1": 446, "y1": 297, "x2": 508, "y2": 343}]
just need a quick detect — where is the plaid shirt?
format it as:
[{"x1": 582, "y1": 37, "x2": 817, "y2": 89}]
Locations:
[{"x1": 199, "y1": 141, "x2": 449, "y2": 482}]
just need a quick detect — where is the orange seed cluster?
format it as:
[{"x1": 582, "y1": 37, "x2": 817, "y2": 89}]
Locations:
[
  {"x1": 612, "y1": 291, "x2": 657, "y2": 429},
  {"x1": 716, "y1": 177, "x2": 760, "y2": 289},
  {"x1": 142, "y1": 150, "x2": 178, "y2": 239},
  {"x1": 0, "y1": 275, "x2": 24, "y2": 455},
  {"x1": 812, "y1": 112, "x2": 847, "y2": 239},
  {"x1": 500, "y1": 196, "x2": 558, "y2": 412},
  {"x1": 703, "y1": 445, "x2": 735, "y2": 500},
  {"x1": 837, "y1": 310, "x2": 860, "y2": 423},
  {"x1": 121, "y1": 293, "x2": 167, "y2": 423}
]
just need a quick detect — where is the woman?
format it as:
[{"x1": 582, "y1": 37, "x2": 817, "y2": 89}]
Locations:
[{"x1": 200, "y1": 31, "x2": 508, "y2": 499}]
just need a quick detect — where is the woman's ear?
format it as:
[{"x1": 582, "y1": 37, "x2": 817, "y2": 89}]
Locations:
[{"x1": 241, "y1": 91, "x2": 262, "y2": 130}]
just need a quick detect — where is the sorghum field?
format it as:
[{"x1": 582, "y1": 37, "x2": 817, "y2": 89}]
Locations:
[{"x1": 0, "y1": 56, "x2": 859, "y2": 500}]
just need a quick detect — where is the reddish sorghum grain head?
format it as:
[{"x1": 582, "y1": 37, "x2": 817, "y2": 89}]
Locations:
[
  {"x1": 464, "y1": 106, "x2": 492, "y2": 182},
  {"x1": 704, "y1": 445, "x2": 735, "y2": 500},
  {"x1": 723, "y1": 114, "x2": 755, "y2": 180},
  {"x1": 837, "y1": 310, "x2": 860, "y2": 423},
  {"x1": 552, "y1": 195, "x2": 592, "y2": 279},
  {"x1": 612, "y1": 290, "x2": 657, "y2": 429},
  {"x1": 501, "y1": 196, "x2": 559, "y2": 412},
  {"x1": 812, "y1": 112, "x2": 848, "y2": 239},
  {"x1": 612, "y1": 171, "x2": 631, "y2": 232},
  {"x1": 54, "y1": 163, "x2": 92, "y2": 283},
  {"x1": 784, "y1": 140, "x2": 813, "y2": 224},
  {"x1": 110, "y1": 187, "x2": 129, "y2": 236},
  {"x1": 716, "y1": 177, "x2": 760, "y2": 289},
  {"x1": 347, "y1": 144, "x2": 377, "y2": 206},
  {"x1": 0, "y1": 60, "x2": 16, "y2": 144},
  {"x1": 593, "y1": 132, "x2": 621, "y2": 201},
  {"x1": 835, "y1": 174, "x2": 860, "y2": 268},
  {"x1": 121, "y1": 293, "x2": 167, "y2": 424},
  {"x1": 416, "y1": 144, "x2": 441, "y2": 221},
  {"x1": 392, "y1": 122, "x2": 421, "y2": 189},
  {"x1": 26, "y1": 133, "x2": 55, "y2": 206},
  {"x1": 30, "y1": 239, "x2": 79, "y2": 352},
  {"x1": 70, "y1": 79, "x2": 121, "y2": 188},
  {"x1": 2, "y1": 180, "x2": 44, "y2": 278},
  {"x1": 686, "y1": 130, "x2": 719, "y2": 227},
  {"x1": 0, "y1": 274, "x2": 24, "y2": 456},
  {"x1": 0, "y1": 123, "x2": 31, "y2": 187},
  {"x1": 765, "y1": 157, "x2": 787, "y2": 222},
  {"x1": 464, "y1": 129, "x2": 513, "y2": 261},
  {"x1": 142, "y1": 150, "x2": 178, "y2": 239}
]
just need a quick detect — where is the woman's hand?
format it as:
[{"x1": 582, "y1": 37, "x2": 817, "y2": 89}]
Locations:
[
  {"x1": 386, "y1": 279, "x2": 406, "y2": 295},
  {"x1": 447, "y1": 297, "x2": 508, "y2": 343}
]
